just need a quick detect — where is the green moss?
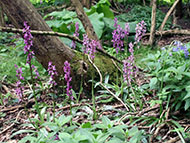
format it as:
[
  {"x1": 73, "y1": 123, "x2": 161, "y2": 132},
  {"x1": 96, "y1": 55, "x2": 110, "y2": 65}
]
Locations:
[{"x1": 70, "y1": 51, "x2": 119, "y2": 93}]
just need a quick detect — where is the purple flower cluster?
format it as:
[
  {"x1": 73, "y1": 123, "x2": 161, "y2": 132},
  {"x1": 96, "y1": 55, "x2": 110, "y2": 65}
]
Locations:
[
  {"x1": 23, "y1": 22, "x2": 39, "y2": 79},
  {"x1": 112, "y1": 18, "x2": 130, "y2": 53},
  {"x1": 48, "y1": 62, "x2": 58, "y2": 86},
  {"x1": 23, "y1": 21, "x2": 34, "y2": 64},
  {"x1": 15, "y1": 65, "x2": 24, "y2": 101},
  {"x1": 82, "y1": 34, "x2": 102, "y2": 60},
  {"x1": 172, "y1": 41, "x2": 189, "y2": 58},
  {"x1": 71, "y1": 22, "x2": 79, "y2": 49},
  {"x1": 64, "y1": 61, "x2": 72, "y2": 99},
  {"x1": 123, "y1": 43, "x2": 138, "y2": 85},
  {"x1": 135, "y1": 20, "x2": 146, "y2": 44}
]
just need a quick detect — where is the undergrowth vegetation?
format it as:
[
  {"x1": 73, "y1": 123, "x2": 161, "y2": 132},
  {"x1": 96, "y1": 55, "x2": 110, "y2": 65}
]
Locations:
[{"x1": 0, "y1": 0, "x2": 190, "y2": 143}]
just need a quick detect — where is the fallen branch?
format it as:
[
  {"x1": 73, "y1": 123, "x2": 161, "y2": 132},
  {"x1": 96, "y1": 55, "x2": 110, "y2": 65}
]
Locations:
[
  {"x1": 164, "y1": 137, "x2": 180, "y2": 143},
  {"x1": 0, "y1": 109, "x2": 23, "y2": 135},
  {"x1": 159, "y1": 0, "x2": 180, "y2": 31},
  {"x1": 0, "y1": 26, "x2": 121, "y2": 63},
  {"x1": 145, "y1": 29, "x2": 190, "y2": 36},
  {"x1": 0, "y1": 26, "x2": 82, "y2": 43},
  {"x1": 57, "y1": 102, "x2": 93, "y2": 111},
  {"x1": 0, "y1": 99, "x2": 35, "y2": 112}
]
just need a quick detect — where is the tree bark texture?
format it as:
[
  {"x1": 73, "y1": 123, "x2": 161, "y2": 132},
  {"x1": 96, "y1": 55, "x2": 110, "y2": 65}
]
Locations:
[
  {"x1": 71, "y1": 0, "x2": 98, "y2": 41},
  {"x1": 0, "y1": 0, "x2": 74, "y2": 74},
  {"x1": 81, "y1": 0, "x2": 91, "y2": 9},
  {"x1": 0, "y1": 0, "x2": 117, "y2": 90},
  {"x1": 148, "y1": 0, "x2": 157, "y2": 46},
  {"x1": 0, "y1": 4, "x2": 5, "y2": 27}
]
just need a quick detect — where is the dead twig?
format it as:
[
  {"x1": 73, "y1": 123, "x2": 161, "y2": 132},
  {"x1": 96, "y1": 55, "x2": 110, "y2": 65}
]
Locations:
[
  {"x1": 57, "y1": 102, "x2": 93, "y2": 111},
  {"x1": 0, "y1": 26, "x2": 121, "y2": 64},
  {"x1": 0, "y1": 26, "x2": 82, "y2": 44},
  {"x1": 0, "y1": 109, "x2": 23, "y2": 135},
  {"x1": 88, "y1": 55, "x2": 129, "y2": 111},
  {"x1": 0, "y1": 99, "x2": 35, "y2": 112},
  {"x1": 159, "y1": 0, "x2": 180, "y2": 31},
  {"x1": 163, "y1": 136, "x2": 180, "y2": 143}
]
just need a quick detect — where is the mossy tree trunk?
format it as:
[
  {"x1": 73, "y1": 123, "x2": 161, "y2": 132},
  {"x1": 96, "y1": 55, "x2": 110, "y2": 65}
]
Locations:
[
  {"x1": 0, "y1": 0, "x2": 117, "y2": 90},
  {"x1": 0, "y1": 0, "x2": 116, "y2": 88}
]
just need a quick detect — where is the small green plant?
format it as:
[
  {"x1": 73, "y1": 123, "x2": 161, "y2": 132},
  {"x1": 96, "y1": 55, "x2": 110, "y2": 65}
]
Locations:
[
  {"x1": 141, "y1": 41, "x2": 190, "y2": 111},
  {"x1": 12, "y1": 115, "x2": 147, "y2": 143}
]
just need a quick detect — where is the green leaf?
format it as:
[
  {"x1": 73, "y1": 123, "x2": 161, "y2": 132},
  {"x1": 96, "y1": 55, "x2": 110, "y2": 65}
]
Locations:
[
  {"x1": 58, "y1": 115, "x2": 72, "y2": 127},
  {"x1": 10, "y1": 130, "x2": 35, "y2": 139},
  {"x1": 88, "y1": 12, "x2": 104, "y2": 39},
  {"x1": 18, "y1": 135, "x2": 36, "y2": 143},
  {"x1": 42, "y1": 122, "x2": 59, "y2": 131},
  {"x1": 106, "y1": 138, "x2": 124, "y2": 143},
  {"x1": 108, "y1": 127, "x2": 126, "y2": 140},
  {"x1": 97, "y1": 5, "x2": 114, "y2": 18},
  {"x1": 44, "y1": 9, "x2": 76, "y2": 20},
  {"x1": 149, "y1": 77, "x2": 158, "y2": 89},
  {"x1": 81, "y1": 122, "x2": 92, "y2": 128},
  {"x1": 183, "y1": 92, "x2": 190, "y2": 100},
  {"x1": 102, "y1": 116, "x2": 112, "y2": 128},
  {"x1": 128, "y1": 126, "x2": 139, "y2": 137},
  {"x1": 185, "y1": 99, "x2": 190, "y2": 110},
  {"x1": 59, "y1": 132, "x2": 73, "y2": 142},
  {"x1": 103, "y1": 17, "x2": 137, "y2": 33}
]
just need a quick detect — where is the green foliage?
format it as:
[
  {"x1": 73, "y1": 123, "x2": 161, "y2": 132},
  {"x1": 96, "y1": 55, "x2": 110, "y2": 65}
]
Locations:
[
  {"x1": 0, "y1": 32, "x2": 15, "y2": 46},
  {"x1": 141, "y1": 42, "x2": 190, "y2": 111},
  {"x1": 0, "y1": 37, "x2": 46, "y2": 83},
  {"x1": 13, "y1": 114, "x2": 147, "y2": 143},
  {"x1": 44, "y1": 0, "x2": 114, "y2": 40},
  {"x1": 117, "y1": 5, "x2": 172, "y2": 32},
  {"x1": 85, "y1": 0, "x2": 114, "y2": 18}
]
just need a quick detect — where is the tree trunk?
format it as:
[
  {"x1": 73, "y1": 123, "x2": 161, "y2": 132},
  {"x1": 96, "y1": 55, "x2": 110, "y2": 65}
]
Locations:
[
  {"x1": 0, "y1": 4, "x2": 5, "y2": 27},
  {"x1": 148, "y1": 0, "x2": 157, "y2": 46},
  {"x1": 0, "y1": 0, "x2": 117, "y2": 90},
  {"x1": 71, "y1": 0, "x2": 98, "y2": 41},
  {"x1": 81, "y1": 0, "x2": 91, "y2": 9}
]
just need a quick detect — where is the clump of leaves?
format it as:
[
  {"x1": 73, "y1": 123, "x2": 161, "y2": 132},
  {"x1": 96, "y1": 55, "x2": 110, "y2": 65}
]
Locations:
[
  {"x1": 12, "y1": 114, "x2": 147, "y2": 143},
  {"x1": 141, "y1": 41, "x2": 190, "y2": 111}
]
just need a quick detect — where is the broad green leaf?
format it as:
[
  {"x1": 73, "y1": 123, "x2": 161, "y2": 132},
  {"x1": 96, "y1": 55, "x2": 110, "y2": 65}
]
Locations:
[
  {"x1": 149, "y1": 77, "x2": 158, "y2": 89},
  {"x1": 58, "y1": 115, "x2": 72, "y2": 127},
  {"x1": 106, "y1": 138, "x2": 124, "y2": 143},
  {"x1": 46, "y1": 20, "x2": 65, "y2": 28},
  {"x1": 59, "y1": 132, "x2": 73, "y2": 142},
  {"x1": 42, "y1": 122, "x2": 59, "y2": 131},
  {"x1": 88, "y1": 13, "x2": 104, "y2": 39},
  {"x1": 44, "y1": 9, "x2": 76, "y2": 20},
  {"x1": 184, "y1": 99, "x2": 190, "y2": 110},
  {"x1": 102, "y1": 116, "x2": 111, "y2": 128},
  {"x1": 128, "y1": 126, "x2": 139, "y2": 137},
  {"x1": 103, "y1": 17, "x2": 137, "y2": 33},
  {"x1": 183, "y1": 92, "x2": 190, "y2": 100},
  {"x1": 81, "y1": 122, "x2": 92, "y2": 128},
  {"x1": 10, "y1": 130, "x2": 35, "y2": 138},
  {"x1": 97, "y1": 5, "x2": 114, "y2": 18}
]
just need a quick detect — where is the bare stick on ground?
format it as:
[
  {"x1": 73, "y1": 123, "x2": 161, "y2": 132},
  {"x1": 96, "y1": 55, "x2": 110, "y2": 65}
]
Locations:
[{"x1": 159, "y1": 0, "x2": 180, "y2": 31}]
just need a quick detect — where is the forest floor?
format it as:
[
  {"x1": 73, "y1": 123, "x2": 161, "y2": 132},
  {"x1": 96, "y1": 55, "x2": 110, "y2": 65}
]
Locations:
[{"x1": 1, "y1": 4, "x2": 190, "y2": 143}]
